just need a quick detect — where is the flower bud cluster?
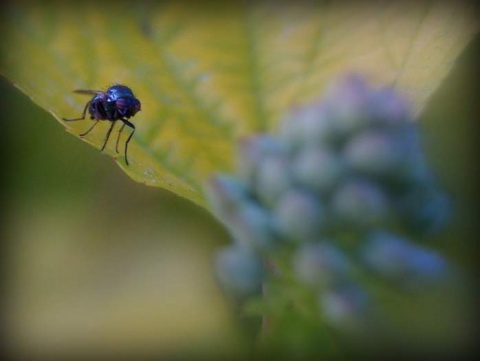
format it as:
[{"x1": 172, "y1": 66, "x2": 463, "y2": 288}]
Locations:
[{"x1": 207, "y1": 75, "x2": 450, "y2": 329}]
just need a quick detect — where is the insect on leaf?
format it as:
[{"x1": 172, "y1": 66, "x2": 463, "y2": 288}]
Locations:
[{"x1": 0, "y1": 1, "x2": 478, "y2": 207}]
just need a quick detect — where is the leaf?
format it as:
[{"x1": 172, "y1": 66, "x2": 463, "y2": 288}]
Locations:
[{"x1": 1, "y1": 1, "x2": 477, "y2": 207}]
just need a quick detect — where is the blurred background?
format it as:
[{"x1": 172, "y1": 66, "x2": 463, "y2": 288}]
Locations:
[{"x1": 1, "y1": 33, "x2": 479, "y2": 361}]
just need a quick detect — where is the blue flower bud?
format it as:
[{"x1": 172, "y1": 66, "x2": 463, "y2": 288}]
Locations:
[
  {"x1": 362, "y1": 231, "x2": 413, "y2": 279},
  {"x1": 274, "y1": 189, "x2": 326, "y2": 242},
  {"x1": 387, "y1": 124, "x2": 431, "y2": 187},
  {"x1": 323, "y1": 74, "x2": 376, "y2": 137},
  {"x1": 293, "y1": 241, "x2": 351, "y2": 288},
  {"x1": 254, "y1": 154, "x2": 292, "y2": 207},
  {"x1": 293, "y1": 145, "x2": 346, "y2": 194},
  {"x1": 369, "y1": 87, "x2": 412, "y2": 123},
  {"x1": 227, "y1": 202, "x2": 277, "y2": 252},
  {"x1": 205, "y1": 175, "x2": 249, "y2": 224},
  {"x1": 318, "y1": 285, "x2": 370, "y2": 331},
  {"x1": 237, "y1": 135, "x2": 286, "y2": 181},
  {"x1": 407, "y1": 247, "x2": 448, "y2": 283},
  {"x1": 344, "y1": 129, "x2": 406, "y2": 179},
  {"x1": 215, "y1": 244, "x2": 264, "y2": 298},
  {"x1": 330, "y1": 179, "x2": 390, "y2": 228},
  {"x1": 280, "y1": 104, "x2": 338, "y2": 148},
  {"x1": 362, "y1": 230, "x2": 448, "y2": 285}
]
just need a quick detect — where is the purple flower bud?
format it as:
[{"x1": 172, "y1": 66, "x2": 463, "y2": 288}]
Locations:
[
  {"x1": 215, "y1": 244, "x2": 264, "y2": 298},
  {"x1": 362, "y1": 231, "x2": 414, "y2": 279},
  {"x1": 344, "y1": 129, "x2": 406, "y2": 178},
  {"x1": 274, "y1": 189, "x2": 325, "y2": 242},
  {"x1": 205, "y1": 175, "x2": 249, "y2": 224},
  {"x1": 408, "y1": 247, "x2": 448, "y2": 283},
  {"x1": 254, "y1": 154, "x2": 292, "y2": 207},
  {"x1": 330, "y1": 179, "x2": 390, "y2": 228},
  {"x1": 362, "y1": 230, "x2": 448, "y2": 285},
  {"x1": 323, "y1": 74, "x2": 376, "y2": 136},
  {"x1": 280, "y1": 104, "x2": 338, "y2": 148},
  {"x1": 228, "y1": 202, "x2": 277, "y2": 252},
  {"x1": 369, "y1": 87, "x2": 412, "y2": 123},
  {"x1": 237, "y1": 135, "x2": 286, "y2": 180},
  {"x1": 388, "y1": 123, "x2": 432, "y2": 187},
  {"x1": 293, "y1": 145, "x2": 346, "y2": 194},
  {"x1": 293, "y1": 241, "x2": 351, "y2": 288}
]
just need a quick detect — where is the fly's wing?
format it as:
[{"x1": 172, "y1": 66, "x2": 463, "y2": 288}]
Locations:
[{"x1": 73, "y1": 89, "x2": 103, "y2": 95}]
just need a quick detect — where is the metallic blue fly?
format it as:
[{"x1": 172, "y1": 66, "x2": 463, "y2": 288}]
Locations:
[{"x1": 63, "y1": 84, "x2": 141, "y2": 165}]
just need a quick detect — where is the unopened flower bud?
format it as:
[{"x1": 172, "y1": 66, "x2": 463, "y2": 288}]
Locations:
[
  {"x1": 228, "y1": 202, "x2": 277, "y2": 252},
  {"x1": 293, "y1": 241, "x2": 351, "y2": 288},
  {"x1": 237, "y1": 135, "x2": 286, "y2": 181},
  {"x1": 293, "y1": 145, "x2": 346, "y2": 194},
  {"x1": 280, "y1": 104, "x2": 338, "y2": 148},
  {"x1": 254, "y1": 154, "x2": 292, "y2": 207},
  {"x1": 206, "y1": 175, "x2": 249, "y2": 224},
  {"x1": 362, "y1": 230, "x2": 448, "y2": 286},
  {"x1": 274, "y1": 189, "x2": 326, "y2": 242},
  {"x1": 344, "y1": 129, "x2": 406, "y2": 178},
  {"x1": 324, "y1": 74, "x2": 376, "y2": 137},
  {"x1": 369, "y1": 87, "x2": 412, "y2": 123},
  {"x1": 330, "y1": 179, "x2": 390, "y2": 228},
  {"x1": 215, "y1": 244, "x2": 264, "y2": 298}
]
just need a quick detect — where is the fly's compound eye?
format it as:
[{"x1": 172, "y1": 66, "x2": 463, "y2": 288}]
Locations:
[
  {"x1": 132, "y1": 99, "x2": 141, "y2": 114},
  {"x1": 115, "y1": 98, "x2": 141, "y2": 116}
]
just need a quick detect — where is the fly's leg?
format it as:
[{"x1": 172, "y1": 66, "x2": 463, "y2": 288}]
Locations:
[
  {"x1": 80, "y1": 120, "x2": 100, "y2": 137},
  {"x1": 115, "y1": 123, "x2": 126, "y2": 154},
  {"x1": 101, "y1": 121, "x2": 117, "y2": 152},
  {"x1": 121, "y1": 118, "x2": 135, "y2": 166},
  {"x1": 62, "y1": 101, "x2": 91, "y2": 121}
]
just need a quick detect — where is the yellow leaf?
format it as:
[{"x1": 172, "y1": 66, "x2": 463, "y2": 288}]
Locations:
[{"x1": 1, "y1": 1, "x2": 477, "y2": 207}]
